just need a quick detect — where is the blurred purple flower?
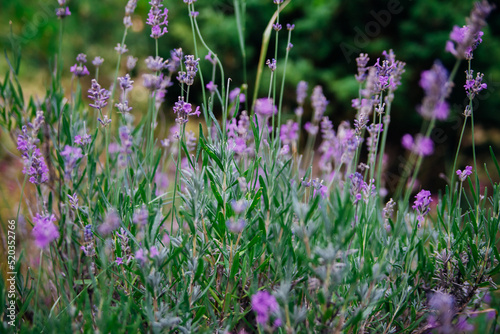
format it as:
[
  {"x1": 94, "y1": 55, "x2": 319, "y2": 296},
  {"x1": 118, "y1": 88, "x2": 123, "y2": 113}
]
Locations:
[
  {"x1": 311, "y1": 85, "x2": 328, "y2": 122},
  {"x1": 401, "y1": 134, "x2": 434, "y2": 157},
  {"x1": 418, "y1": 62, "x2": 451, "y2": 120},
  {"x1": 251, "y1": 290, "x2": 280, "y2": 325},
  {"x1": 32, "y1": 213, "x2": 59, "y2": 248},
  {"x1": 255, "y1": 98, "x2": 277, "y2": 120},
  {"x1": 98, "y1": 210, "x2": 121, "y2": 236},
  {"x1": 280, "y1": 120, "x2": 299, "y2": 145}
]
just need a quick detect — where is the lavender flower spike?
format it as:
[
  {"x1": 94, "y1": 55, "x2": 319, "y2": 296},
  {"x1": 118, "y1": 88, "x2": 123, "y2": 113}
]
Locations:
[
  {"x1": 251, "y1": 290, "x2": 280, "y2": 325},
  {"x1": 412, "y1": 189, "x2": 432, "y2": 225},
  {"x1": 173, "y1": 96, "x2": 201, "y2": 124},
  {"x1": 146, "y1": 0, "x2": 168, "y2": 39},
  {"x1": 418, "y1": 62, "x2": 451, "y2": 121},
  {"x1": 32, "y1": 213, "x2": 59, "y2": 248},
  {"x1": 88, "y1": 79, "x2": 110, "y2": 110}
]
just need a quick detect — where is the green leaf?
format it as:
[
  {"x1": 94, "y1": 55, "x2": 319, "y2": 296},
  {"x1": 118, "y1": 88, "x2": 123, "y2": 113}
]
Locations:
[{"x1": 230, "y1": 252, "x2": 240, "y2": 280}]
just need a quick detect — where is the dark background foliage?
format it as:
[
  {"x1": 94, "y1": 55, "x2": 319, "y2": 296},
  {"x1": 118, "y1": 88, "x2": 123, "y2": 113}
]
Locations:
[{"x1": 1, "y1": 0, "x2": 499, "y2": 192}]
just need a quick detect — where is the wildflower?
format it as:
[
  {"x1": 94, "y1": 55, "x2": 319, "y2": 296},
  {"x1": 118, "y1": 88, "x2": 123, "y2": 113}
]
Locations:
[
  {"x1": 173, "y1": 96, "x2": 201, "y2": 124},
  {"x1": 287, "y1": 43, "x2": 293, "y2": 51},
  {"x1": 114, "y1": 43, "x2": 128, "y2": 55},
  {"x1": 32, "y1": 213, "x2": 59, "y2": 248},
  {"x1": 280, "y1": 120, "x2": 299, "y2": 145},
  {"x1": 251, "y1": 290, "x2": 280, "y2": 325},
  {"x1": 97, "y1": 115, "x2": 112, "y2": 127},
  {"x1": 311, "y1": 86, "x2": 328, "y2": 122},
  {"x1": 145, "y1": 56, "x2": 168, "y2": 72},
  {"x1": 98, "y1": 210, "x2": 121, "y2": 236},
  {"x1": 445, "y1": 0, "x2": 493, "y2": 59},
  {"x1": 126, "y1": 56, "x2": 138, "y2": 71},
  {"x1": 229, "y1": 88, "x2": 246, "y2": 104},
  {"x1": 272, "y1": 23, "x2": 282, "y2": 31},
  {"x1": 177, "y1": 55, "x2": 199, "y2": 85},
  {"x1": 355, "y1": 53, "x2": 370, "y2": 82},
  {"x1": 418, "y1": 62, "x2": 451, "y2": 120},
  {"x1": 226, "y1": 218, "x2": 245, "y2": 234},
  {"x1": 146, "y1": 0, "x2": 168, "y2": 39},
  {"x1": 427, "y1": 292, "x2": 454, "y2": 332},
  {"x1": 70, "y1": 64, "x2": 89, "y2": 77},
  {"x1": 56, "y1": 0, "x2": 71, "y2": 18},
  {"x1": 123, "y1": 0, "x2": 137, "y2": 27},
  {"x1": 88, "y1": 79, "x2": 110, "y2": 110},
  {"x1": 133, "y1": 206, "x2": 149, "y2": 226},
  {"x1": 255, "y1": 98, "x2": 277, "y2": 120},
  {"x1": 266, "y1": 58, "x2": 277, "y2": 71},
  {"x1": 231, "y1": 199, "x2": 248, "y2": 215},
  {"x1": 206, "y1": 81, "x2": 217, "y2": 93},
  {"x1": 349, "y1": 173, "x2": 375, "y2": 204},
  {"x1": 304, "y1": 122, "x2": 318, "y2": 135},
  {"x1": 92, "y1": 56, "x2": 104, "y2": 67},
  {"x1": 190, "y1": 11, "x2": 199, "y2": 17},
  {"x1": 273, "y1": 0, "x2": 284, "y2": 4},
  {"x1": 412, "y1": 189, "x2": 432, "y2": 225},
  {"x1": 162, "y1": 233, "x2": 170, "y2": 246},
  {"x1": 401, "y1": 134, "x2": 434, "y2": 157},
  {"x1": 280, "y1": 145, "x2": 290, "y2": 155},
  {"x1": 135, "y1": 248, "x2": 147, "y2": 264},
  {"x1": 149, "y1": 246, "x2": 159, "y2": 257},
  {"x1": 115, "y1": 257, "x2": 124, "y2": 265},
  {"x1": 464, "y1": 70, "x2": 487, "y2": 99},
  {"x1": 456, "y1": 166, "x2": 473, "y2": 182},
  {"x1": 67, "y1": 193, "x2": 79, "y2": 210},
  {"x1": 287, "y1": 23, "x2": 295, "y2": 30},
  {"x1": 382, "y1": 198, "x2": 396, "y2": 221},
  {"x1": 81, "y1": 224, "x2": 95, "y2": 257},
  {"x1": 23, "y1": 148, "x2": 49, "y2": 185},
  {"x1": 296, "y1": 81, "x2": 308, "y2": 106},
  {"x1": 205, "y1": 51, "x2": 217, "y2": 66},
  {"x1": 61, "y1": 145, "x2": 83, "y2": 180}
]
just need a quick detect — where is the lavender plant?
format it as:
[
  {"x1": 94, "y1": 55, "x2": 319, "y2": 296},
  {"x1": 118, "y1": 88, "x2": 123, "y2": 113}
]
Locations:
[{"x1": 0, "y1": 1, "x2": 499, "y2": 333}]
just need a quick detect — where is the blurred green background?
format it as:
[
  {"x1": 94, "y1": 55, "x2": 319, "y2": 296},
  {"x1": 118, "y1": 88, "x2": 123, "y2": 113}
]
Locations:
[{"x1": 1, "y1": 0, "x2": 499, "y2": 192}]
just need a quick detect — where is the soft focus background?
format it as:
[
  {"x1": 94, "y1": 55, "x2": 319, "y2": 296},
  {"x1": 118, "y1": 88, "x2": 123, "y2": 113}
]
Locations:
[{"x1": 1, "y1": 0, "x2": 499, "y2": 220}]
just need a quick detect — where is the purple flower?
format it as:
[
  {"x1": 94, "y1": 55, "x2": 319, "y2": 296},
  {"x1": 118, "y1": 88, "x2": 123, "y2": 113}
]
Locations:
[
  {"x1": 456, "y1": 166, "x2": 473, "y2": 182},
  {"x1": 401, "y1": 134, "x2": 434, "y2": 157},
  {"x1": 355, "y1": 53, "x2": 370, "y2": 82},
  {"x1": 76, "y1": 53, "x2": 87, "y2": 63},
  {"x1": 304, "y1": 122, "x2": 318, "y2": 135},
  {"x1": 177, "y1": 55, "x2": 199, "y2": 86},
  {"x1": 70, "y1": 64, "x2": 90, "y2": 77},
  {"x1": 418, "y1": 62, "x2": 451, "y2": 121},
  {"x1": 92, "y1": 56, "x2": 104, "y2": 67},
  {"x1": 428, "y1": 292, "x2": 454, "y2": 332},
  {"x1": 286, "y1": 23, "x2": 295, "y2": 30},
  {"x1": 123, "y1": 0, "x2": 137, "y2": 27},
  {"x1": 67, "y1": 193, "x2": 79, "y2": 209},
  {"x1": 412, "y1": 189, "x2": 432, "y2": 224},
  {"x1": 173, "y1": 96, "x2": 201, "y2": 124},
  {"x1": 266, "y1": 58, "x2": 277, "y2": 71},
  {"x1": 22, "y1": 148, "x2": 49, "y2": 185},
  {"x1": 133, "y1": 206, "x2": 149, "y2": 226},
  {"x1": 272, "y1": 23, "x2": 282, "y2": 31},
  {"x1": 126, "y1": 56, "x2": 138, "y2": 71},
  {"x1": 280, "y1": 120, "x2": 299, "y2": 145},
  {"x1": 255, "y1": 98, "x2": 277, "y2": 124},
  {"x1": 251, "y1": 290, "x2": 280, "y2": 325},
  {"x1": 229, "y1": 88, "x2": 246, "y2": 104},
  {"x1": 56, "y1": 2, "x2": 71, "y2": 19},
  {"x1": 445, "y1": 1, "x2": 493, "y2": 59},
  {"x1": 231, "y1": 199, "x2": 248, "y2": 215},
  {"x1": 349, "y1": 173, "x2": 375, "y2": 204},
  {"x1": 296, "y1": 81, "x2": 308, "y2": 106},
  {"x1": 88, "y1": 79, "x2": 110, "y2": 110},
  {"x1": 205, "y1": 51, "x2": 217, "y2": 66},
  {"x1": 114, "y1": 43, "x2": 128, "y2": 55},
  {"x1": 226, "y1": 218, "x2": 245, "y2": 234},
  {"x1": 115, "y1": 257, "x2": 124, "y2": 265},
  {"x1": 135, "y1": 248, "x2": 147, "y2": 264},
  {"x1": 98, "y1": 210, "x2": 121, "y2": 236},
  {"x1": 206, "y1": 81, "x2": 217, "y2": 93},
  {"x1": 32, "y1": 213, "x2": 59, "y2": 248},
  {"x1": 61, "y1": 145, "x2": 83, "y2": 179},
  {"x1": 146, "y1": 0, "x2": 168, "y2": 39},
  {"x1": 149, "y1": 246, "x2": 159, "y2": 258},
  {"x1": 311, "y1": 85, "x2": 328, "y2": 122},
  {"x1": 145, "y1": 56, "x2": 168, "y2": 72},
  {"x1": 464, "y1": 70, "x2": 487, "y2": 99}
]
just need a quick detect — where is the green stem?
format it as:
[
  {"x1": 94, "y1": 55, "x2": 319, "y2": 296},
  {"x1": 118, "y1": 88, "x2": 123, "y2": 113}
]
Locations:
[{"x1": 171, "y1": 123, "x2": 186, "y2": 234}]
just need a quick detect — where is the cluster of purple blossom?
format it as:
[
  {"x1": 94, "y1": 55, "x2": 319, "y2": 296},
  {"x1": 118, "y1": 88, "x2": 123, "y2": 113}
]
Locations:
[
  {"x1": 60, "y1": 145, "x2": 83, "y2": 180},
  {"x1": 177, "y1": 55, "x2": 200, "y2": 86},
  {"x1": 173, "y1": 96, "x2": 201, "y2": 124},
  {"x1": 56, "y1": 0, "x2": 71, "y2": 19},
  {"x1": 349, "y1": 173, "x2": 376, "y2": 204},
  {"x1": 146, "y1": 0, "x2": 168, "y2": 39},
  {"x1": 109, "y1": 126, "x2": 133, "y2": 168},
  {"x1": 32, "y1": 213, "x2": 59, "y2": 249},
  {"x1": 251, "y1": 290, "x2": 281, "y2": 328},
  {"x1": 17, "y1": 112, "x2": 49, "y2": 185},
  {"x1": 227, "y1": 111, "x2": 252, "y2": 155},
  {"x1": 412, "y1": 189, "x2": 432, "y2": 226}
]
